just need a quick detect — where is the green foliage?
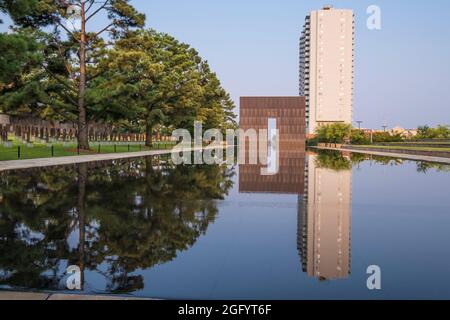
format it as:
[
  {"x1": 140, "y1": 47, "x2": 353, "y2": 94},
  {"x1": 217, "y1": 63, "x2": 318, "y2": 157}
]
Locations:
[
  {"x1": 350, "y1": 129, "x2": 370, "y2": 145},
  {"x1": 1, "y1": 3, "x2": 236, "y2": 146},
  {"x1": 1, "y1": 0, "x2": 144, "y2": 30},
  {"x1": 371, "y1": 132, "x2": 403, "y2": 143},
  {"x1": 306, "y1": 136, "x2": 319, "y2": 146},
  {"x1": 435, "y1": 125, "x2": 450, "y2": 139},
  {"x1": 417, "y1": 125, "x2": 450, "y2": 140},
  {"x1": 91, "y1": 29, "x2": 236, "y2": 145},
  {"x1": 0, "y1": 31, "x2": 42, "y2": 83},
  {"x1": 316, "y1": 123, "x2": 352, "y2": 144},
  {"x1": 197, "y1": 63, "x2": 237, "y2": 132},
  {"x1": 317, "y1": 125, "x2": 408, "y2": 145},
  {"x1": 0, "y1": 30, "x2": 80, "y2": 120},
  {"x1": 0, "y1": 0, "x2": 43, "y2": 24},
  {"x1": 0, "y1": 0, "x2": 147, "y2": 149}
]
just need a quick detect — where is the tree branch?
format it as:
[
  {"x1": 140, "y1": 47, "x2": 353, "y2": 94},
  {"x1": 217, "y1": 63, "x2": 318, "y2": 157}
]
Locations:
[
  {"x1": 91, "y1": 22, "x2": 114, "y2": 39},
  {"x1": 48, "y1": 100, "x2": 79, "y2": 120},
  {"x1": 56, "y1": 20, "x2": 78, "y2": 41},
  {"x1": 87, "y1": 69, "x2": 106, "y2": 82},
  {"x1": 85, "y1": 0, "x2": 110, "y2": 23},
  {"x1": 85, "y1": 0, "x2": 96, "y2": 14},
  {"x1": 50, "y1": 38, "x2": 77, "y2": 83},
  {"x1": 53, "y1": 89, "x2": 79, "y2": 109},
  {"x1": 41, "y1": 64, "x2": 78, "y2": 95}
]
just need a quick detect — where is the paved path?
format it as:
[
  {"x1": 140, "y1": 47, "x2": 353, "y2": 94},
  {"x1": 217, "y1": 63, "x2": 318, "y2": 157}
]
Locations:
[
  {"x1": 0, "y1": 291, "x2": 154, "y2": 300},
  {"x1": 314, "y1": 147, "x2": 450, "y2": 164},
  {"x1": 0, "y1": 147, "x2": 210, "y2": 172}
]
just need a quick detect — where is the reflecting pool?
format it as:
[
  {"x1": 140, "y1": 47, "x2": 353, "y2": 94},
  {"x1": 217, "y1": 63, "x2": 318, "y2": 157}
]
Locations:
[{"x1": 1, "y1": 150, "x2": 450, "y2": 299}]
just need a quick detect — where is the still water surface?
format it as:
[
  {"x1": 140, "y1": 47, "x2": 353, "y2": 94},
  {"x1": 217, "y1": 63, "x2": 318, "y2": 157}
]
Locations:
[{"x1": 0, "y1": 150, "x2": 450, "y2": 299}]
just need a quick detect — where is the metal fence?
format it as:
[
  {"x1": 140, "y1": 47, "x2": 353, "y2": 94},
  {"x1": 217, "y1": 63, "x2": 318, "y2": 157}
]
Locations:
[{"x1": 0, "y1": 142, "x2": 175, "y2": 161}]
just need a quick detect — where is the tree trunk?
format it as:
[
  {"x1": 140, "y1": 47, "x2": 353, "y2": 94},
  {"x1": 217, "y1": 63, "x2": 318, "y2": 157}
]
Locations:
[
  {"x1": 78, "y1": 2, "x2": 89, "y2": 150},
  {"x1": 145, "y1": 123, "x2": 153, "y2": 147},
  {"x1": 26, "y1": 126, "x2": 31, "y2": 142}
]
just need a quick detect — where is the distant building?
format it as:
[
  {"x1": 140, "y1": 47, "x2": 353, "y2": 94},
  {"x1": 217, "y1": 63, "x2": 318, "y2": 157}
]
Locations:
[
  {"x1": 391, "y1": 126, "x2": 418, "y2": 139},
  {"x1": 300, "y1": 6, "x2": 355, "y2": 135},
  {"x1": 361, "y1": 127, "x2": 418, "y2": 139}
]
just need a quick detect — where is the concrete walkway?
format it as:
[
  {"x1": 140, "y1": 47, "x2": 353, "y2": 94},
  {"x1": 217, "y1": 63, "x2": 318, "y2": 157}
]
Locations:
[
  {"x1": 0, "y1": 147, "x2": 209, "y2": 172},
  {"x1": 314, "y1": 147, "x2": 450, "y2": 164},
  {"x1": 0, "y1": 291, "x2": 153, "y2": 300}
]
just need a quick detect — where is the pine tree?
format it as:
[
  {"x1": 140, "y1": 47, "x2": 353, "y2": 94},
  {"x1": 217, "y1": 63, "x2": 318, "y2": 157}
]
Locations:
[
  {"x1": 1, "y1": 0, "x2": 145, "y2": 149},
  {"x1": 93, "y1": 29, "x2": 236, "y2": 146}
]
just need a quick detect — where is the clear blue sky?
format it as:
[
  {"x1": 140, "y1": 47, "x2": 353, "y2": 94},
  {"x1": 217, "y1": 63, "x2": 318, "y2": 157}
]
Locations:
[{"x1": 2, "y1": 0, "x2": 450, "y2": 129}]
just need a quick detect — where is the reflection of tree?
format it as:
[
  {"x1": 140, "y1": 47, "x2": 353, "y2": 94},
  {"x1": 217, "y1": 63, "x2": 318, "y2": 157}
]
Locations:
[
  {"x1": 314, "y1": 150, "x2": 408, "y2": 171},
  {"x1": 346, "y1": 151, "x2": 448, "y2": 173},
  {"x1": 368, "y1": 156, "x2": 403, "y2": 167},
  {"x1": 77, "y1": 163, "x2": 87, "y2": 291},
  {"x1": 0, "y1": 167, "x2": 77, "y2": 289},
  {"x1": 315, "y1": 151, "x2": 352, "y2": 171},
  {"x1": 0, "y1": 157, "x2": 235, "y2": 293},
  {"x1": 85, "y1": 158, "x2": 235, "y2": 292},
  {"x1": 416, "y1": 161, "x2": 450, "y2": 174}
]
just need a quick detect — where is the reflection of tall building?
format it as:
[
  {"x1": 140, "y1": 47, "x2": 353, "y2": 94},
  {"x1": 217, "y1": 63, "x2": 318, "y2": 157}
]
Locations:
[
  {"x1": 238, "y1": 94, "x2": 352, "y2": 280},
  {"x1": 239, "y1": 150, "x2": 352, "y2": 281},
  {"x1": 298, "y1": 153, "x2": 352, "y2": 280}
]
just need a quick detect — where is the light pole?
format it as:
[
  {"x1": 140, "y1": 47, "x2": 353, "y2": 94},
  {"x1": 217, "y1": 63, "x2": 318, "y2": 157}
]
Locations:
[
  {"x1": 356, "y1": 121, "x2": 363, "y2": 131},
  {"x1": 382, "y1": 125, "x2": 388, "y2": 132}
]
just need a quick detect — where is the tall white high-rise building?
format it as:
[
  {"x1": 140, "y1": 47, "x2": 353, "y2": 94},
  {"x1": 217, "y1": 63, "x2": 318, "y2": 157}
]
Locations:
[{"x1": 300, "y1": 6, "x2": 354, "y2": 135}]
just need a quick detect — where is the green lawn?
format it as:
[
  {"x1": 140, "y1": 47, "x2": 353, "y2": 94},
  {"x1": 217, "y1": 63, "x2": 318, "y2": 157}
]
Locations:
[
  {"x1": 352, "y1": 145, "x2": 450, "y2": 152},
  {"x1": 0, "y1": 141, "x2": 177, "y2": 161}
]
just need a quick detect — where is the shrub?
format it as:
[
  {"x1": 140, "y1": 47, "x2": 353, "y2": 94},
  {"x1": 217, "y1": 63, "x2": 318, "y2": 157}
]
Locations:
[{"x1": 316, "y1": 123, "x2": 352, "y2": 144}]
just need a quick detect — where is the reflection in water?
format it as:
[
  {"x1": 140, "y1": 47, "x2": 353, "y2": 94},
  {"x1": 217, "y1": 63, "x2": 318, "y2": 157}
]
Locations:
[
  {"x1": 239, "y1": 149, "x2": 306, "y2": 194},
  {"x1": 298, "y1": 152, "x2": 352, "y2": 281},
  {"x1": 0, "y1": 157, "x2": 235, "y2": 293},
  {"x1": 2, "y1": 148, "x2": 449, "y2": 297},
  {"x1": 239, "y1": 149, "x2": 352, "y2": 281}
]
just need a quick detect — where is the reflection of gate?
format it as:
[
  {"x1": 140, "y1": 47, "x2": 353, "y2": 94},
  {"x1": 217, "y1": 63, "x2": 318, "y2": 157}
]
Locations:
[{"x1": 239, "y1": 149, "x2": 306, "y2": 195}]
